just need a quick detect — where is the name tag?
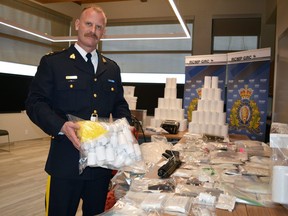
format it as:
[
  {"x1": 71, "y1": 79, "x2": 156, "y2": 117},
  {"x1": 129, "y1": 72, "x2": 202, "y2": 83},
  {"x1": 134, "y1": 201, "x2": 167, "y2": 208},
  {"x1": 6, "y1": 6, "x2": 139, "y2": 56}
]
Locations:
[{"x1": 66, "y1": 76, "x2": 78, "y2": 80}]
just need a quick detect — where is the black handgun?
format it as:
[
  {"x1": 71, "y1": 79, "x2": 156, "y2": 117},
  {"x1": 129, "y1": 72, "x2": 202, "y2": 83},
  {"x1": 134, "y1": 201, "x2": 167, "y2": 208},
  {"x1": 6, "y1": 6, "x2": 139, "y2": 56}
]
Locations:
[{"x1": 158, "y1": 150, "x2": 182, "y2": 178}]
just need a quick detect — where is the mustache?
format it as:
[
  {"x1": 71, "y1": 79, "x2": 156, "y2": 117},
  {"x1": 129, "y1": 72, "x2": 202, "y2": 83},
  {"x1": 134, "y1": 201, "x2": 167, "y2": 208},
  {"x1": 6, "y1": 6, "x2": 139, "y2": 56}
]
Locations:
[{"x1": 84, "y1": 32, "x2": 98, "y2": 39}]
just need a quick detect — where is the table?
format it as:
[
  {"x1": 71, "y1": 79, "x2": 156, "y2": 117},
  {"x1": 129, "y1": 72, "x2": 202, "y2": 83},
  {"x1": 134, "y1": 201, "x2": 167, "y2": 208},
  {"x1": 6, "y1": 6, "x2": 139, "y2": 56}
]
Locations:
[
  {"x1": 138, "y1": 130, "x2": 251, "y2": 141},
  {"x1": 216, "y1": 204, "x2": 288, "y2": 216},
  {"x1": 145, "y1": 164, "x2": 288, "y2": 216},
  {"x1": 138, "y1": 130, "x2": 188, "y2": 141},
  {"x1": 143, "y1": 133, "x2": 288, "y2": 216}
]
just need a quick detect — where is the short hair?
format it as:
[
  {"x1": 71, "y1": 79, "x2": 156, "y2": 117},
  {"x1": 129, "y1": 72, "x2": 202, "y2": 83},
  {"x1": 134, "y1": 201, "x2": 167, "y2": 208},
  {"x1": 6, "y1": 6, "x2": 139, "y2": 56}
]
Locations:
[{"x1": 81, "y1": 6, "x2": 107, "y2": 26}]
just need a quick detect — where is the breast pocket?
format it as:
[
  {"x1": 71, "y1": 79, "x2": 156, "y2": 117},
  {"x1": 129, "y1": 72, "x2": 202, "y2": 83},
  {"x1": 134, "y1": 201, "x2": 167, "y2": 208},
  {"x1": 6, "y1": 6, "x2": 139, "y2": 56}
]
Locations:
[
  {"x1": 55, "y1": 78, "x2": 91, "y2": 112},
  {"x1": 102, "y1": 81, "x2": 118, "y2": 94},
  {"x1": 94, "y1": 80, "x2": 119, "y2": 113}
]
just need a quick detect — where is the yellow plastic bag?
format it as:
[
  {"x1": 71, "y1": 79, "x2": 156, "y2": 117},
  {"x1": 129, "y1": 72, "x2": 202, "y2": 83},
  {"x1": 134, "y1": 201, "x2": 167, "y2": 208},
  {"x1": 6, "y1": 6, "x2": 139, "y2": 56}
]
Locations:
[{"x1": 77, "y1": 120, "x2": 108, "y2": 143}]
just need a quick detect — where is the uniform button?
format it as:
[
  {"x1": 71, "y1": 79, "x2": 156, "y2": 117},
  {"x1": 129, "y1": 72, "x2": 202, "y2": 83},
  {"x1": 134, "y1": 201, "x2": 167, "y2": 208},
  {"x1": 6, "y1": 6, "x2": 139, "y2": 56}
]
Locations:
[
  {"x1": 93, "y1": 93, "x2": 97, "y2": 98},
  {"x1": 94, "y1": 78, "x2": 97, "y2": 82},
  {"x1": 93, "y1": 110, "x2": 97, "y2": 113},
  {"x1": 111, "y1": 87, "x2": 114, "y2": 91},
  {"x1": 70, "y1": 84, "x2": 74, "y2": 88}
]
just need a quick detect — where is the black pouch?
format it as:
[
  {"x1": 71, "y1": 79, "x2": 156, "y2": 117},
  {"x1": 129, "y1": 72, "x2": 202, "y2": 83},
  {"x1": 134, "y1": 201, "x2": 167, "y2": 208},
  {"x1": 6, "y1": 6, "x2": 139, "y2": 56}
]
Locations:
[{"x1": 160, "y1": 120, "x2": 180, "y2": 134}]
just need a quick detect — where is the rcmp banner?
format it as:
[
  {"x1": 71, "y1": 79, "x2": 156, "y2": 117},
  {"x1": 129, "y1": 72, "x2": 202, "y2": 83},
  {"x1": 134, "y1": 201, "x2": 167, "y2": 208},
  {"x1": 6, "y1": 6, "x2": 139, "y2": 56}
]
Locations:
[
  {"x1": 184, "y1": 54, "x2": 227, "y2": 122},
  {"x1": 226, "y1": 48, "x2": 271, "y2": 141}
]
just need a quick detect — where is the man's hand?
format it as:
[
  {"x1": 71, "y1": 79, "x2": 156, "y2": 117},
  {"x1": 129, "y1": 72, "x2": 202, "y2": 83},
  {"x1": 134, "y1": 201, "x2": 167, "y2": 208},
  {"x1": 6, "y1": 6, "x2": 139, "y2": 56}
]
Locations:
[{"x1": 61, "y1": 121, "x2": 81, "y2": 150}]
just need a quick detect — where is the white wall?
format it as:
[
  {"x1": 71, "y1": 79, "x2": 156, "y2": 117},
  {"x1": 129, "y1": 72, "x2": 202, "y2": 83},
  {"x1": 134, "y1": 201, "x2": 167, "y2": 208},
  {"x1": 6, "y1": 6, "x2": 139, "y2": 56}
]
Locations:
[{"x1": 0, "y1": 112, "x2": 48, "y2": 143}]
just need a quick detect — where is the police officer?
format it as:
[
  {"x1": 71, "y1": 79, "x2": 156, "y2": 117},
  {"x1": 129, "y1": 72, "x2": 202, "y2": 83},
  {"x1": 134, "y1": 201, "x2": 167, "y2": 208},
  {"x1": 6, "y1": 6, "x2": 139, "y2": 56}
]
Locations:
[{"x1": 25, "y1": 6, "x2": 131, "y2": 216}]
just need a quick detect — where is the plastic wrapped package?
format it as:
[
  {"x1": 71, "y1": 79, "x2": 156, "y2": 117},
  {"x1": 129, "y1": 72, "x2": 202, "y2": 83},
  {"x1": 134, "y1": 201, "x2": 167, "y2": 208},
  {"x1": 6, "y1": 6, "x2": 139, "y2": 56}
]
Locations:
[
  {"x1": 110, "y1": 171, "x2": 133, "y2": 201},
  {"x1": 175, "y1": 183, "x2": 223, "y2": 198},
  {"x1": 171, "y1": 168, "x2": 200, "y2": 178},
  {"x1": 140, "y1": 140, "x2": 173, "y2": 164},
  {"x1": 192, "y1": 193, "x2": 218, "y2": 215},
  {"x1": 98, "y1": 201, "x2": 148, "y2": 216},
  {"x1": 219, "y1": 182, "x2": 266, "y2": 206},
  {"x1": 239, "y1": 165, "x2": 270, "y2": 177},
  {"x1": 220, "y1": 175, "x2": 272, "y2": 206},
  {"x1": 199, "y1": 167, "x2": 218, "y2": 182},
  {"x1": 140, "y1": 193, "x2": 168, "y2": 212},
  {"x1": 269, "y1": 122, "x2": 288, "y2": 204},
  {"x1": 195, "y1": 192, "x2": 217, "y2": 206},
  {"x1": 235, "y1": 180, "x2": 270, "y2": 195},
  {"x1": 151, "y1": 134, "x2": 168, "y2": 143},
  {"x1": 123, "y1": 191, "x2": 149, "y2": 206},
  {"x1": 67, "y1": 115, "x2": 143, "y2": 174},
  {"x1": 183, "y1": 133, "x2": 203, "y2": 142},
  {"x1": 110, "y1": 169, "x2": 149, "y2": 202},
  {"x1": 215, "y1": 193, "x2": 236, "y2": 212},
  {"x1": 190, "y1": 202, "x2": 216, "y2": 216},
  {"x1": 270, "y1": 122, "x2": 288, "y2": 166},
  {"x1": 250, "y1": 156, "x2": 272, "y2": 165},
  {"x1": 129, "y1": 178, "x2": 176, "y2": 193},
  {"x1": 232, "y1": 175, "x2": 271, "y2": 196},
  {"x1": 163, "y1": 194, "x2": 193, "y2": 215},
  {"x1": 220, "y1": 175, "x2": 272, "y2": 207},
  {"x1": 209, "y1": 151, "x2": 247, "y2": 165},
  {"x1": 175, "y1": 184, "x2": 206, "y2": 197},
  {"x1": 234, "y1": 140, "x2": 270, "y2": 157},
  {"x1": 177, "y1": 135, "x2": 206, "y2": 152},
  {"x1": 180, "y1": 151, "x2": 210, "y2": 164}
]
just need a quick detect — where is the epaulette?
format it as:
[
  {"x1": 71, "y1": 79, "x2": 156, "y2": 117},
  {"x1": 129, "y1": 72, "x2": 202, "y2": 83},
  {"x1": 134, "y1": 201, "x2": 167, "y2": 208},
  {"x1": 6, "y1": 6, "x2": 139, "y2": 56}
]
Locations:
[
  {"x1": 100, "y1": 53, "x2": 117, "y2": 64},
  {"x1": 45, "y1": 48, "x2": 67, "y2": 56}
]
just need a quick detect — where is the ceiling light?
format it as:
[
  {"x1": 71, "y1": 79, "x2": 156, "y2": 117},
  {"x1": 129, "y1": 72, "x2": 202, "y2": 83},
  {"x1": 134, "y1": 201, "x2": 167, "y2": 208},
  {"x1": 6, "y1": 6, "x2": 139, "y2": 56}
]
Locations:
[
  {"x1": 0, "y1": 0, "x2": 190, "y2": 41},
  {"x1": 0, "y1": 19, "x2": 54, "y2": 42},
  {"x1": 168, "y1": 0, "x2": 190, "y2": 38}
]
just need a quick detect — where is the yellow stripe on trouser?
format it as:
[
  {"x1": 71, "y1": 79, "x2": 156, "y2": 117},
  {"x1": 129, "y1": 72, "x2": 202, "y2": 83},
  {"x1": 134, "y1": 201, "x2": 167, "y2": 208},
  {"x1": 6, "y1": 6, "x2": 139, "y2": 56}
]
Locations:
[{"x1": 45, "y1": 175, "x2": 51, "y2": 216}]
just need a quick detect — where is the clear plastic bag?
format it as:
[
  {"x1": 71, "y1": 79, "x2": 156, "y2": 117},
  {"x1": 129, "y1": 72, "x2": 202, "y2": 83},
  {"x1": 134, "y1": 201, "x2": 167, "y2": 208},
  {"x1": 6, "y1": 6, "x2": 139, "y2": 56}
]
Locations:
[
  {"x1": 163, "y1": 194, "x2": 192, "y2": 215},
  {"x1": 67, "y1": 114, "x2": 143, "y2": 174}
]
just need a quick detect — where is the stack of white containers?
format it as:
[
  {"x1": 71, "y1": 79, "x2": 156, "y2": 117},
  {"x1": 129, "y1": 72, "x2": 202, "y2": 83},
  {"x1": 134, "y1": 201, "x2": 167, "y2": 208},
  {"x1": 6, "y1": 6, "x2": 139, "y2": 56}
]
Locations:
[
  {"x1": 123, "y1": 86, "x2": 137, "y2": 110},
  {"x1": 188, "y1": 76, "x2": 228, "y2": 138},
  {"x1": 150, "y1": 78, "x2": 187, "y2": 131}
]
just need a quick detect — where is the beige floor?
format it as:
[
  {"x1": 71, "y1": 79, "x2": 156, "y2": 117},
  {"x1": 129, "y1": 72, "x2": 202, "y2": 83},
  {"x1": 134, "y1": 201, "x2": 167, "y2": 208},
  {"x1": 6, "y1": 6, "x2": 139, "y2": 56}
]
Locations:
[{"x1": 0, "y1": 138, "x2": 82, "y2": 216}]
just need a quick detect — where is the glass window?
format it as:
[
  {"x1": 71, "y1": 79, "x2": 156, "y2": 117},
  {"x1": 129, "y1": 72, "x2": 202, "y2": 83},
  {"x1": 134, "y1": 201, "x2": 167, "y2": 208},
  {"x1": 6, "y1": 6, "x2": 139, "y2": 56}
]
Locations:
[
  {"x1": 101, "y1": 22, "x2": 193, "y2": 80},
  {"x1": 213, "y1": 36, "x2": 258, "y2": 51},
  {"x1": 212, "y1": 18, "x2": 260, "y2": 53},
  {"x1": 103, "y1": 23, "x2": 192, "y2": 51},
  {"x1": 105, "y1": 53, "x2": 188, "y2": 74}
]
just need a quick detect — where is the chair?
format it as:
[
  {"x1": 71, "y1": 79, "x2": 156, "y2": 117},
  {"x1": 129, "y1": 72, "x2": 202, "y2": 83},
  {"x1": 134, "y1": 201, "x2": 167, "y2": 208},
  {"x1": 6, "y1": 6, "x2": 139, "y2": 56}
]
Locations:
[{"x1": 0, "y1": 129, "x2": 10, "y2": 151}]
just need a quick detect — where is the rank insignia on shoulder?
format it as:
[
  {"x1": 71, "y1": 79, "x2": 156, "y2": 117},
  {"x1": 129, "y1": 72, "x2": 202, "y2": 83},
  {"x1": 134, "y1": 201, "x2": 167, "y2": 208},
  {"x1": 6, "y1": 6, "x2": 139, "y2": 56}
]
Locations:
[
  {"x1": 46, "y1": 49, "x2": 64, "y2": 56},
  {"x1": 102, "y1": 57, "x2": 107, "y2": 63},
  {"x1": 70, "y1": 54, "x2": 76, "y2": 59},
  {"x1": 46, "y1": 51, "x2": 55, "y2": 56}
]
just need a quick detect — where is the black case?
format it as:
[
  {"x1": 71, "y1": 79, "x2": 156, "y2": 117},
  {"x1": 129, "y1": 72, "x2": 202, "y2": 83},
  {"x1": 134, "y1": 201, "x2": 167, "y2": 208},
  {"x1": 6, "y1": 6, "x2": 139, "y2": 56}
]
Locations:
[{"x1": 160, "y1": 120, "x2": 180, "y2": 134}]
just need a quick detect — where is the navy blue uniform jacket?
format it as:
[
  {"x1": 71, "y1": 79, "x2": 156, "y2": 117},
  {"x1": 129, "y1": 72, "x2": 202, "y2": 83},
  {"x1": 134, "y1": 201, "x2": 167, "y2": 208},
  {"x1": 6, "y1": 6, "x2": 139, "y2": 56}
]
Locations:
[{"x1": 25, "y1": 45, "x2": 131, "y2": 179}]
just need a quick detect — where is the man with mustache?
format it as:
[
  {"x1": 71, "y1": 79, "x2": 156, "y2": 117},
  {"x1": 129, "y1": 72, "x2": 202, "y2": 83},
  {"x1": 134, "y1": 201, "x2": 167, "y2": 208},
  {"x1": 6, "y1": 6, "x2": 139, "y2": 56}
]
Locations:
[{"x1": 25, "y1": 6, "x2": 131, "y2": 216}]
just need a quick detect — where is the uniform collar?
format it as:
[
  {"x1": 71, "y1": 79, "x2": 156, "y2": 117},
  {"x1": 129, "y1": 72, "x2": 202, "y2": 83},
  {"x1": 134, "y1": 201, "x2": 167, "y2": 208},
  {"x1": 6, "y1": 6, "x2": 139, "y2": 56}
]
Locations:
[{"x1": 74, "y1": 43, "x2": 97, "y2": 61}]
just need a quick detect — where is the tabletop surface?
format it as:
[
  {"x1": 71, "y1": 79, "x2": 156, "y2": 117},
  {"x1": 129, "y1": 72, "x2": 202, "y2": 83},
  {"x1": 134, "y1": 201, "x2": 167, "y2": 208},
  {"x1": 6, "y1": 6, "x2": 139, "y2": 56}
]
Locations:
[{"x1": 143, "y1": 132, "x2": 288, "y2": 216}]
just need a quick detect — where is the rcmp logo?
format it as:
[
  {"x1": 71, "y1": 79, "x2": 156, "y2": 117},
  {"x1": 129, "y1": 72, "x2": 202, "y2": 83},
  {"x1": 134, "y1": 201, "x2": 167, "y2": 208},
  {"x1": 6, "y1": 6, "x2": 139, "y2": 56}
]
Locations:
[
  {"x1": 229, "y1": 85, "x2": 260, "y2": 134},
  {"x1": 187, "y1": 87, "x2": 201, "y2": 122}
]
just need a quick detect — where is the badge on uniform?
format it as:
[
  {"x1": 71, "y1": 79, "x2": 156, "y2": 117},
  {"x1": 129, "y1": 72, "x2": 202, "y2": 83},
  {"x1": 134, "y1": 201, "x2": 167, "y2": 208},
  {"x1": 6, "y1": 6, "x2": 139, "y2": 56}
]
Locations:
[
  {"x1": 70, "y1": 54, "x2": 76, "y2": 59},
  {"x1": 66, "y1": 76, "x2": 78, "y2": 80}
]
